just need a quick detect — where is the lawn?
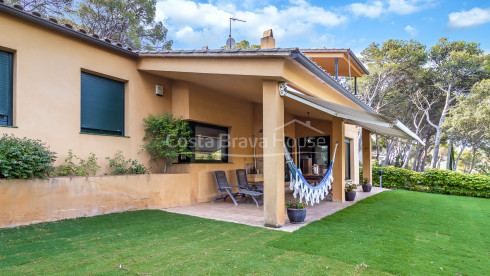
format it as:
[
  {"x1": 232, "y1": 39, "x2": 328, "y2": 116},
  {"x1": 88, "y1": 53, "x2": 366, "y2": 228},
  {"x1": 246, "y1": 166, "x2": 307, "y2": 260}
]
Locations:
[{"x1": 0, "y1": 190, "x2": 488, "y2": 275}]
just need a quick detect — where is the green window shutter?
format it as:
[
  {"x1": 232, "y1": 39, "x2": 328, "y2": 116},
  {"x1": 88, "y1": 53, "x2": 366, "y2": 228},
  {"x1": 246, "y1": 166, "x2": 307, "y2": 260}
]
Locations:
[
  {"x1": 0, "y1": 50, "x2": 13, "y2": 126},
  {"x1": 81, "y1": 72, "x2": 124, "y2": 135}
]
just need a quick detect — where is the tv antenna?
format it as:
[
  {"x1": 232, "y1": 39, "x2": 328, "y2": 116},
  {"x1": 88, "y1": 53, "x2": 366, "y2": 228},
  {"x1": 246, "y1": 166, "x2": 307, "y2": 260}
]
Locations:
[{"x1": 226, "y1": 17, "x2": 246, "y2": 49}]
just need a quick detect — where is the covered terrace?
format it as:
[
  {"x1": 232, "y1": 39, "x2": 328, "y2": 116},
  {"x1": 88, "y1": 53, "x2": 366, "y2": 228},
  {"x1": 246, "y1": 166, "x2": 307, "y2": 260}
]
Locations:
[{"x1": 137, "y1": 31, "x2": 422, "y2": 228}]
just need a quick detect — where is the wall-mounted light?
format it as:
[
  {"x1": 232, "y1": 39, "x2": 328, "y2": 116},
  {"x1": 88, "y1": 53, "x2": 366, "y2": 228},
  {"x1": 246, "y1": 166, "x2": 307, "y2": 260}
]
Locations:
[{"x1": 155, "y1": 85, "x2": 164, "y2": 96}]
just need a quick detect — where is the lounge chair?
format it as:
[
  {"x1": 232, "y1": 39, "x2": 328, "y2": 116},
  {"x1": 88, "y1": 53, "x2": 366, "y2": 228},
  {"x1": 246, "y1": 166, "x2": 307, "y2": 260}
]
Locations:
[
  {"x1": 212, "y1": 171, "x2": 262, "y2": 207},
  {"x1": 236, "y1": 169, "x2": 263, "y2": 192},
  {"x1": 212, "y1": 171, "x2": 239, "y2": 205},
  {"x1": 235, "y1": 169, "x2": 263, "y2": 206}
]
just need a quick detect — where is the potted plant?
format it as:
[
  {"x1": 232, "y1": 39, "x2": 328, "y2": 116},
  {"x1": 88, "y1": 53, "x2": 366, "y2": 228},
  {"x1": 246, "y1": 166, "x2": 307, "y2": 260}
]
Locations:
[
  {"x1": 362, "y1": 177, "x2": 372, "y2": 192},
  {"x1": 286, "y1": 199, "x2": 307, "y2": 223},
  {"x1": 345, "y1": 182, "x2": 358, "y2": 201}
]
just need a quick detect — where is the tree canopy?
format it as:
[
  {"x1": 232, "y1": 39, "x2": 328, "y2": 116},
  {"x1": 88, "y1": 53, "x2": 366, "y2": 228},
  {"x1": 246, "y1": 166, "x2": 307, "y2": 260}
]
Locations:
[
  {"x1": 6, "y1": 0, "x2": 172, "y2": 50},
  {"x1": 358, "y1": 38, "x2": 490, "y2": 174},
  {"x1": 75, "y1": 0, "x2": 172, "y2": 50},
  {"x1": 6, "y1": 0, "x2": 72, "y2": 16}
]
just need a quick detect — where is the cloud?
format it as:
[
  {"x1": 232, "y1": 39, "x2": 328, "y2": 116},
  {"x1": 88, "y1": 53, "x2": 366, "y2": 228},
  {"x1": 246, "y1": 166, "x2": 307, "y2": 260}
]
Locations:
[
  {"x1": 404, "y1": 25, "x2": 417, "y2": 36},
  {"x1": 387, "y1": 0, "x2": 428, "y2": 15},
  {"x1": 349, "y1": 0, "x2": 434, "y2": 19},
  {"x1": 156, "y1": 0, "x2": 347, "y2": 49},
  {"x1": 156, "y1": 0, "x2": 437, "y2": 49},
  {"x1": 349, "y1": 1, "x2": 384, "y2": 19},
  {"x1": 447, "y1": 7, "x2": 490, "y2": 29}
]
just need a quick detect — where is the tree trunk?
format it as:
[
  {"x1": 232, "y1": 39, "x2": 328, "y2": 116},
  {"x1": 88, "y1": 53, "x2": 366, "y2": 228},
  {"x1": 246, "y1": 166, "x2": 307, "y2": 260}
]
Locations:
[
  {"x1": 430, "y1": 126, "x2": 443, "y2": 169},
  {"x1": 382, "y1": 140, "x2": 395, "y2": 166},
  {"x1": 403, "y1": 144, "x2": 414, "y2": 169},
  {"x1": 468, "y1": 147, "x2": 477, "y2": 174},
  {"x1": 411, "y1": 145, "x2": 422, "y2": 171},
  {"x1": 446, "y1": 139, "x2": 452, "y2": 170},
  {"x1": 454, "y1": 144, "x2": 466, "y2": 171},
  {"x1": 419, "y1": 139, "x2": 431, "y2": 172}
]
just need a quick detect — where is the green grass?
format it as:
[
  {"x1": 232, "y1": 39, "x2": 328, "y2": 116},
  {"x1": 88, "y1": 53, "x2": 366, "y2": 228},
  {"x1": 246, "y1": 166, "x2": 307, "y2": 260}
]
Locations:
[
  {"x1": 0, "y1": 190, "x2": 488, "y2": 275},
  {"x1": 270, "y1": 190, "x2": 490, "y2": 275}
]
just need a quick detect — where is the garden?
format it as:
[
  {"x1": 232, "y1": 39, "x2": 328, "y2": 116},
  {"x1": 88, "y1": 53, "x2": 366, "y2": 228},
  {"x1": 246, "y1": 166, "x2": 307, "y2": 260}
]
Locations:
[{"x1": 0, "y1": 190, "x2": 488, "y2": 275}]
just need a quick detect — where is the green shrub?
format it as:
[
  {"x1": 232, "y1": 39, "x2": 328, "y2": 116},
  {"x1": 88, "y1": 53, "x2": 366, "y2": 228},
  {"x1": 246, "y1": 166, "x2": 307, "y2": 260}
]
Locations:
[
  {"x1": 142, "y1": 113, "x2": 192, "y2": 173},
  {"x1": 106, "y1": 151, "x2": 148, "y2": 175},
  {"x1": 0, "y1": 134, "x2": 56, "y2": 179},
  {"x1": 56, "y1": 150, "x2": 100, "y2": 176},
  {"x1": 360, "y1": 166, "x2": 490, "y2": 198}
]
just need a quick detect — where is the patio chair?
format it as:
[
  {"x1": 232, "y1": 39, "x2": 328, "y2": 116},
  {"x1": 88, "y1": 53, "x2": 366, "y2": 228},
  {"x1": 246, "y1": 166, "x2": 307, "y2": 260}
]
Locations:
[
  {"x1": 235, "y1": 169, "x2": 263, "y2": 206},
  {"x1": 212, "y1": 171, "x2": 239, "y2": 205},
  {"x1": 235, "y1": 169, "x2": 259, "y2": 191},
  {"x1": 212, "y1": 171, "x2": 262, "y2": 207}
]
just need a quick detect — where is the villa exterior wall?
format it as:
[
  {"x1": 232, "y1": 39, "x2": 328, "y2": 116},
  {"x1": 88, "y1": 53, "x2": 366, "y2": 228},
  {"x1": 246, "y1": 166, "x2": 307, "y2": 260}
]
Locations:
[
  {"x1": 0, "y1": 14, "x2": 171, "y2": 172},
  {"x1": 173, "y1": 82, "x2": 256, "y2": 203},
  {"x1": 0, "y1": 8, "x2": 364, "y2": 227}
]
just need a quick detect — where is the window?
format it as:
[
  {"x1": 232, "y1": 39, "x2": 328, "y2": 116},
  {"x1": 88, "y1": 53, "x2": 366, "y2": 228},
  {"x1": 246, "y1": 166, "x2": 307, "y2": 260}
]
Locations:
[
  {"x1": 180, "y1": 122, "x2": 229, "y2": 163},
  {"x1": 81, "y1": 72, "x2": 124, "y2": 136},
  {"x1": 297, "y1": 136, "x2": 330, "y2": 166},
  {"x1": 345, "y1": 138, "x2": 351, "y2": 180},
  {"x1": 0, "y1": 50, "x2": 13, "y2": 126}
]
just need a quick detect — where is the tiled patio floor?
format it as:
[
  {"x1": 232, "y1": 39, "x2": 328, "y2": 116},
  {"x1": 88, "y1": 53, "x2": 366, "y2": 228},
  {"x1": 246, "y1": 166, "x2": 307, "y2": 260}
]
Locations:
[{"x1": 164, "y1": 187, "x2": 389, "y2": 232}]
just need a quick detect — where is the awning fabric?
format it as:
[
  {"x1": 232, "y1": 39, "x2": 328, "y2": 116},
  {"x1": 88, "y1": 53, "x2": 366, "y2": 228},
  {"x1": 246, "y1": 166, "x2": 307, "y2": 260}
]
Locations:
[{"x1": 281, "y1": 86, "x2": 425, "y2": 145}]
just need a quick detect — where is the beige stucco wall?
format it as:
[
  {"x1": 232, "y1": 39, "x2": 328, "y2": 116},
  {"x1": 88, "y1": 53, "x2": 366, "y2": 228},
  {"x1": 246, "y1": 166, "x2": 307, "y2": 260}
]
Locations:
[
  {"x1": 172, "y1": 82, "x2": 256, "y2": 203},
  {"x1": 0, "y1": 14, "x2": 171, "y2": 172},
  {"x1": 0, "y1": 174, "x2": 191, "y2": 228}
]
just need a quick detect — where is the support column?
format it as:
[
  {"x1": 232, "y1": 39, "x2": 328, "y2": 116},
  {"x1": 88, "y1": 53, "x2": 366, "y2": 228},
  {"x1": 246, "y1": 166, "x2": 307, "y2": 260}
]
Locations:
[
  {"x1": 332, "y1": 117, "x2": 345, "y2": 202},
  {"x1": 362, "y1": 128, "x2": 372, "y2": 184},
  {"x1": 262, "y1": 80, "x2": 285, "y2": 227}
]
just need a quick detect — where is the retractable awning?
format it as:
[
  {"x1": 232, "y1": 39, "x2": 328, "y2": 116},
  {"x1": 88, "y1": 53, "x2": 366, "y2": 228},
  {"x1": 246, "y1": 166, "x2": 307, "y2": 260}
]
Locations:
[{"x1": 280, "y1": 86, "x2": 425, "y2": 145}]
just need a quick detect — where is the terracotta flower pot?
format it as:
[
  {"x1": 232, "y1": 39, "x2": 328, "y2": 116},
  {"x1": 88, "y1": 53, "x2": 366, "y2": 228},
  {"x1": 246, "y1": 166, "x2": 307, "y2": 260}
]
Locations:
[{"x1": 287, "y1": 207, "x2": 307, "y2": 223}]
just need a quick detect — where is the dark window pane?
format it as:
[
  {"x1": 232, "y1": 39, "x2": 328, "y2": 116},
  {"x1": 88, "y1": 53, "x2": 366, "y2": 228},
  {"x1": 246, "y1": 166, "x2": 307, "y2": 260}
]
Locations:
[
  {"x1": 345, "y1": 139, "x2": 351, "y2": 180},
  {"x1": 181, "y1": 122, "x2": 229, "y2": 163},
  {"x1": 0, "y1": 50, "x2": 13, "y2": 126},
  {"x1": 81, "y1": 72, "x2": 124, "y2": 135}
]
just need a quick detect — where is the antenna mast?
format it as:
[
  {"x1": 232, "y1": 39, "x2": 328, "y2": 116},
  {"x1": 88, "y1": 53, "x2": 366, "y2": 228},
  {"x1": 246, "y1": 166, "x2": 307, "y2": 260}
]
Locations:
[{"x1": 226, "y1": 17, "x2": 246, "y2": 49}]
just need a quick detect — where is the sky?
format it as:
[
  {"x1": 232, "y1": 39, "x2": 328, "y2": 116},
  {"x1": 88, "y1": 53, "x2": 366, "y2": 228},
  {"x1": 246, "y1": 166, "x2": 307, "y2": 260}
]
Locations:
[{"x1": 154, "y1": 0, "x2": 490, "y2": 54}]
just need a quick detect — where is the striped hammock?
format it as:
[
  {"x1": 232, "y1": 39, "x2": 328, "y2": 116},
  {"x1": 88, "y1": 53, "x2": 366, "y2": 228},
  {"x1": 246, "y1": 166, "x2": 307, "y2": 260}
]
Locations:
[{"x1": 284, "y1": 142, "x2": 338, "y2": 206}]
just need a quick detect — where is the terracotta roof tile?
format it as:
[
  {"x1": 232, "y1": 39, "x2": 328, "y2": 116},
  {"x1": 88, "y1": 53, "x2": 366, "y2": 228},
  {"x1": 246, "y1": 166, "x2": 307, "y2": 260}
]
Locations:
[{"x1": 0, "y1": 1, "x2": 137, "y2": 56}]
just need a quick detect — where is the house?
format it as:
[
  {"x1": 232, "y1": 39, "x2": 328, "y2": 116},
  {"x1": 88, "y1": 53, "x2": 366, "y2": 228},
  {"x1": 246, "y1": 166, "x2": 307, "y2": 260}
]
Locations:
[{"x1": 0, "y1": 2, "x2": 422, "y2": 227}]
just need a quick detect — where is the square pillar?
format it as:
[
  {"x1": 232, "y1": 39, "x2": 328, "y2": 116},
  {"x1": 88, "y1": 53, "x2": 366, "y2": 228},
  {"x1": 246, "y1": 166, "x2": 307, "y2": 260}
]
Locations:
[
  {"x1": 262, "y1": 80, "x2": 285, "y2": 227},
  {"x1": 362, "y1": 128, "x2": 372, "y2": 184},
  {"x1": 331, "y1": 117, "x2": 345, "y2": 202}
]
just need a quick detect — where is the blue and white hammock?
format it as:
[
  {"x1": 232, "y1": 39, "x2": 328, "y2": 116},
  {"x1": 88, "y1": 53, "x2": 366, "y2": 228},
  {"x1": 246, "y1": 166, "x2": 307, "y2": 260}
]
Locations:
[{"x1": 285, "y1": 142, "x2": 338, "y2": 206}]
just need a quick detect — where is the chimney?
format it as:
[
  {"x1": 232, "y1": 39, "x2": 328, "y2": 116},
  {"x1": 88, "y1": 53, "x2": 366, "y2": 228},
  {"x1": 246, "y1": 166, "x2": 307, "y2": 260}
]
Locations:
[{"x1": 260, "y1": 29, "x2": 275, "y2": 49}]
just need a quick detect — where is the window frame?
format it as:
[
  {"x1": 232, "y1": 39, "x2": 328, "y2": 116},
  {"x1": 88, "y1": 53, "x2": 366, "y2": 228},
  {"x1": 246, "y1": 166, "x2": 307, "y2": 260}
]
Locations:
[
  {"x1": 0, "y1": 50, "x2": 13, "y2": 127},
  {"x1": 80, "y1": 71, "x2": 125, "y2": 136},
  {"x1": 345, "y1": 138, "x2": 351, "y2": 180},
  {"x1": 179, "y1": 121, "x2": 230, "y2": 164}
]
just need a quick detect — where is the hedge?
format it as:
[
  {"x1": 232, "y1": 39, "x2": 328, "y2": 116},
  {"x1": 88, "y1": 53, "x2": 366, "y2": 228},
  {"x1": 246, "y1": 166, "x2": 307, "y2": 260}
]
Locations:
[
  {"x1": 0, "y1": 134, "x2": 56, "y2": 179},
  {"x1": 360, "y1": 166, "x2": 490, "y2": 198}
]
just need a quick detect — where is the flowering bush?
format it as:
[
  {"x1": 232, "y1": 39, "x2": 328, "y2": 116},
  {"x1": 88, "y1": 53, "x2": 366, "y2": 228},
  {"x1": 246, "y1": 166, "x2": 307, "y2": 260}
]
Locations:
[{"x1": 286, "y1": 199, "x2": 307, "y2": 209}]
